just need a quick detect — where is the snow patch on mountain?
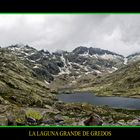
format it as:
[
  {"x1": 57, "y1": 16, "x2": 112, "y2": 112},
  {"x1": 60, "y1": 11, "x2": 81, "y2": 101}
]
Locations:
[
  {"x1": 124, "y1": 58, "x2": 128, "y2": 65},
  {"x1": 44, "y1": 80, "x2": 50, "y2": 85},
  {"x1": 60, "y1": 55, "x2": 67, "y2": 67},
  {"x1": 58, "y1": 68, "x2": 71, "y2": 75},
  {"x1": 33, "y1": 65, "x2": 39, "y2": 69},
  {"x1": 94, "y1": 70, "x2": 102, "y2": 73},
  {"x1": 99, "y1": 53, "x2": 120, "y2": 60},
  {"x1": 93, "y1": 54, "x2": 98, "y2": 59},
  {"x1": 112, "y1": 67, "x2": 118, "y2": 71},
  {"x1": 79, "y1": 50, "x2": 89, "y2": 57}
]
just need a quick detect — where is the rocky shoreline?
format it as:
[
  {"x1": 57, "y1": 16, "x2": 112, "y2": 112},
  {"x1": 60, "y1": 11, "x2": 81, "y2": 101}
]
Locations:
[{"x1": 1, "y1": 93, "x2": 140, "y2": 126}]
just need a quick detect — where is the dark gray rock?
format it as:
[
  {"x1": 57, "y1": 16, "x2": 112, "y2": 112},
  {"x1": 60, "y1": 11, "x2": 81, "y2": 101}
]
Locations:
[
  {"x1": 45, "y1": 62, "x2": 60, "y2": 75},
  {"x1": 27, "y1": 117, "x2": 36, "y2": 124},
  {"x1": 72, "y1": 46, "x2": 88, "y2": 55},
  {"x1": 54, "y1": 114, "x2": 64, "y2": 123},
  {"x1": 33, "y1": 67, "x2": 54, "y2": 82},
  {"x1": 84, "y1": 114, "x2": 103, "y2": 126}
]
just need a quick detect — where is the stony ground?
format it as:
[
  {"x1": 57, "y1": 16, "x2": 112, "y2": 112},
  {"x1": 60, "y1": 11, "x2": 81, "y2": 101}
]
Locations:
[{"x1": 1, "y1": 94, "x2": 140, "y2": 126}]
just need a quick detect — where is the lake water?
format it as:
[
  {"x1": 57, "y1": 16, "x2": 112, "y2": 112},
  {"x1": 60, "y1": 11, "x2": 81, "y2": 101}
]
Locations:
[{"x1": 57, "y1": 92, "x2": 140, "y2": 110}]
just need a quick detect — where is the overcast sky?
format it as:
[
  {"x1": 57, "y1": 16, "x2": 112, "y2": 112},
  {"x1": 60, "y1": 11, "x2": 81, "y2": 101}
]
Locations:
[{"x1": 0, "y1": 14, "x2": 140, "y2": 56}]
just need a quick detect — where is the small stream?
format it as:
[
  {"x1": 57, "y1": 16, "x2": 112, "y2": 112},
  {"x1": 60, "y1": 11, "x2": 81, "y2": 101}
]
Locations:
[{"x1": 57, "y1": 92, "x2": 140, "y2": 110}]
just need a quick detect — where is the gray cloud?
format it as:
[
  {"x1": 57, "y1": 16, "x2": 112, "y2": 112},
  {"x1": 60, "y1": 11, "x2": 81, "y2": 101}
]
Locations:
[{"x1": 0, "y1": 14, "x2": 140, "y2": 56}]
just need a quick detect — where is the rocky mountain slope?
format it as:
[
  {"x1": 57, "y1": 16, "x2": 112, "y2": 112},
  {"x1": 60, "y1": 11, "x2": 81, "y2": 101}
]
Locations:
[
  {"x1": 1, "y1": 44, "x2": 140, "y2": 126},
  {"x1": 68, "y1": 50, "x2": 140, "y2": 99},
  {"x1": 0, "y1": 47, "x2": 57, "y2": 106},
  {"x1": 3, "y1": 44, "x2": 126, "y2": 89},
  {"x1": 77, "y1": 60, "x2": 140, "y2": 98},
  {"x1": 7, "y1": 45, "x2": 125, "y2": 76},
  {"x1": 127, "y1": 52, "x2": 140, "y2": 64},
  {"x1": 2, "y1": 44, "x2": 139, "y2": 93}
]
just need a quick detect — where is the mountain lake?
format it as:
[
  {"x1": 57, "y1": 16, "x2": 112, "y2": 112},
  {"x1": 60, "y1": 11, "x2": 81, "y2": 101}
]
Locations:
[{"x1": 57, "y1": 92, "x2": 140, "y2": 110}]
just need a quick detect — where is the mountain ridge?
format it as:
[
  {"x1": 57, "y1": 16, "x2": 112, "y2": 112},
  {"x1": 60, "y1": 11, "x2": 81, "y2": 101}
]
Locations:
[
  {"x1": 3, "y1": 44, "x2": 126, "y2": 83},
  {"x1": 1, "y1": 44, "x2": 140, "y2": 126}
]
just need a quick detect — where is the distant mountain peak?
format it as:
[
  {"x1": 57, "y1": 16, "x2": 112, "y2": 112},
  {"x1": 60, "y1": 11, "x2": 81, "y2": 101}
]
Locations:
[
  {"x1": 127, "y1": 52, "x2": 140, "y2": 58},
  {"x1": 72, "y1": 46, "x2": 89, "y2": 54},
  {"x1": 72, "y1": 46, "x2": 123, "y2": 57},
  {"x1": 39, "y1": 49, "x2": 50, "y2": 55},
  {"x1": 0, "y1": 43, "x2": 126, "y2": 83},
  {"x1": 7, "y1": 44, "x2": 37, "y2": 52}
]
